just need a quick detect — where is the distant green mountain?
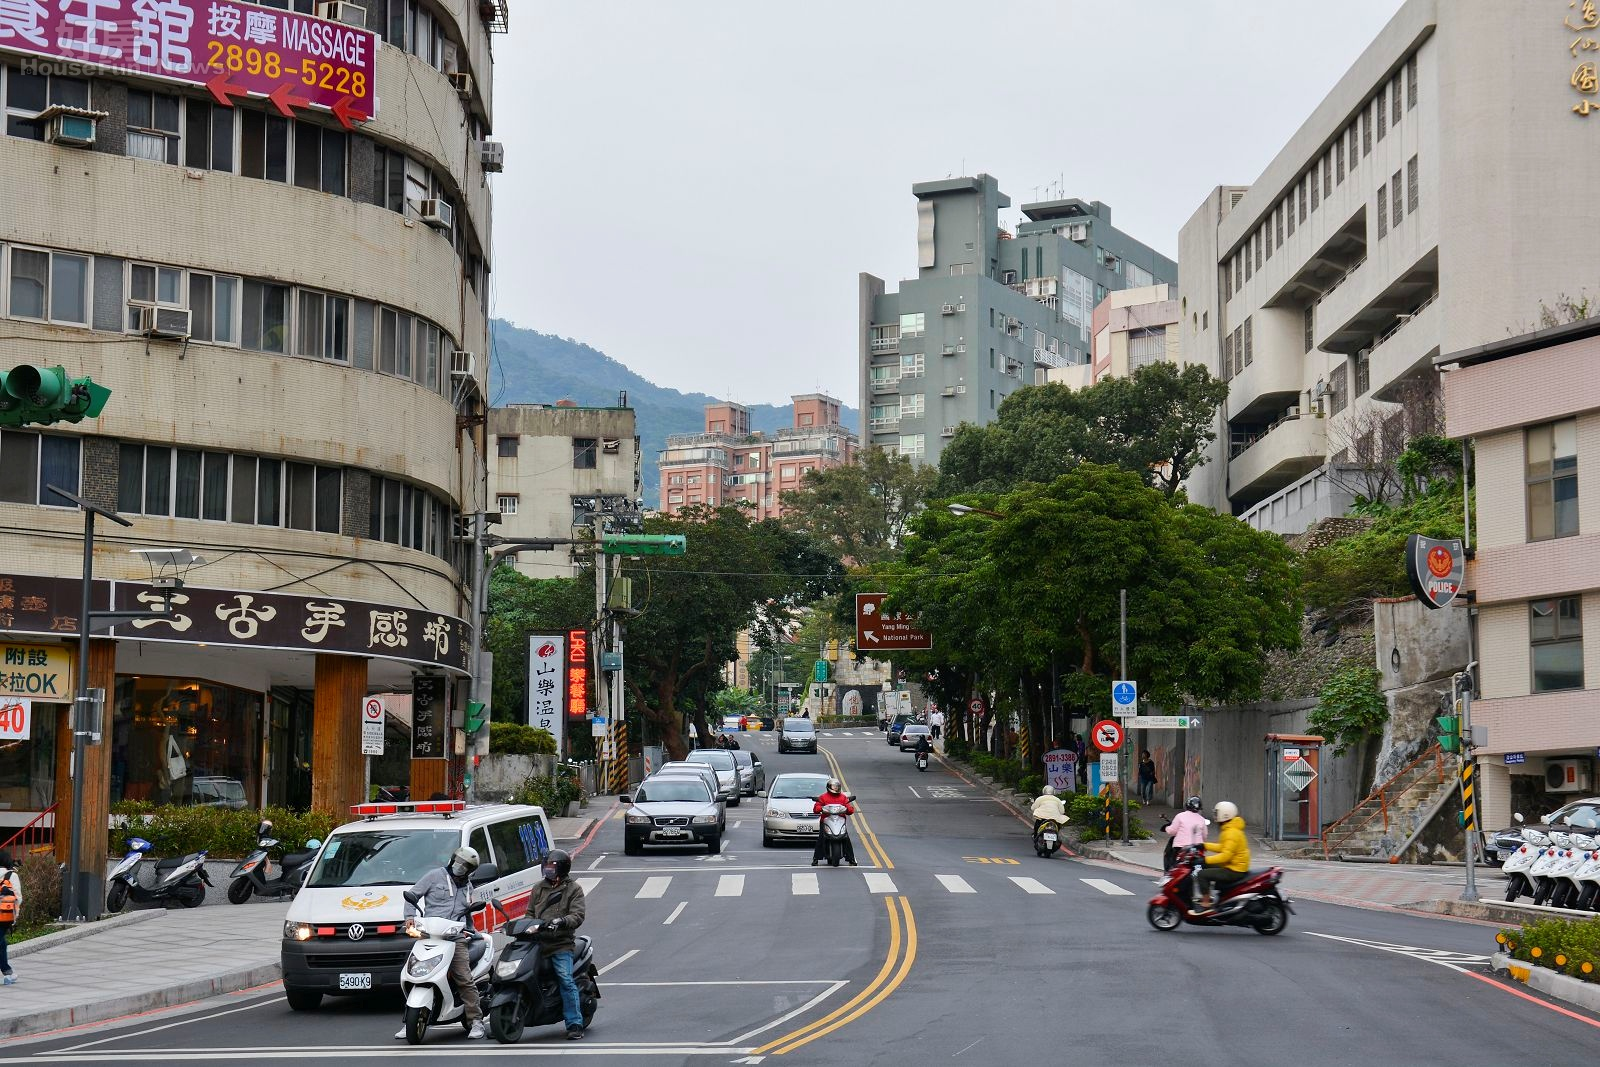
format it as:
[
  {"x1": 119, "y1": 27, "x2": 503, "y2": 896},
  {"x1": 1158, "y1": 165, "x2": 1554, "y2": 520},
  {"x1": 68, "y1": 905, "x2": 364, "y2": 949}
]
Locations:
[{"x1": 489, "y1": 321, "x2": 858, "y2": 500}]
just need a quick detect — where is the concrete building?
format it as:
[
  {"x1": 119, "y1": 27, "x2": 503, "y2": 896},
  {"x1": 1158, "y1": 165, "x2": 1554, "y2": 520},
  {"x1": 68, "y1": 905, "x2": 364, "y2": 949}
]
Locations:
[
  {"x1": 1180, "y1": 0, "x2": 1600, "y2": 534},
  {"x1": 860, "y1": 175, "x2": 1175, "y2": 467},
  {"x1": 1046, "y1": 284, "x2": 1182, "y2": 390},
  {"x1": 0, "y1": 1, "x2": 503, "y2": 865},
  {"x1": 657, "y1": 395, "x2": 856, "y2": 518},
  {"x1": 488, "y1": 401, "x2": 642, "y2": 578},
  {"x1": 1439, "y1": 317, "x2": 1600, "y2": 831}
]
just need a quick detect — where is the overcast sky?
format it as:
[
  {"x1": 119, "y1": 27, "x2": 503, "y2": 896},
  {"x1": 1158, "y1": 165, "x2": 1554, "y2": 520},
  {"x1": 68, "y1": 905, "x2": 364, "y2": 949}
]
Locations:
[{"x1": 492, "y1": 0, "x2": 1405, "y2": 407}]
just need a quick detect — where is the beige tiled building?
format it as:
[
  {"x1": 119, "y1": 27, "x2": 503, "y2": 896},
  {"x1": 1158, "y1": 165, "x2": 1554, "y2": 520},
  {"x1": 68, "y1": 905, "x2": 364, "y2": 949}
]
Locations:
[{"x1": 1441, "y1": 318, "x2": 1600, "y2": 829}]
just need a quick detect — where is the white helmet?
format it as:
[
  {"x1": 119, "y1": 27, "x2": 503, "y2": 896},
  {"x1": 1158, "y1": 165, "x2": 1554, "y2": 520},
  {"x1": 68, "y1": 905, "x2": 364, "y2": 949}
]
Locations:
[
  {"x1": 1213, "y1": 801, "x2": 1239, "y2": 824},
  {"x1": 447, "y1": 845, "x2": 480, "y2": 880},
  {"x1": 1041, "y1": 785, "x2": 1056, "y2": 796}
]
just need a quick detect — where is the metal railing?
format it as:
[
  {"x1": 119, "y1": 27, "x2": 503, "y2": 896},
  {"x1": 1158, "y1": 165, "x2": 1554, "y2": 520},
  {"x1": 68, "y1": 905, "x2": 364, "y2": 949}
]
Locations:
[
  {"x1": 1313, "y1": 256, "x2": 1367, "y2": 307},
  {"x1": 0, "y1": 803, "x2": 56, "y2": 856},
  {"x1": 1319, "y1": 743, "x2": 1446, "y2": 858},
  {"x1": 1371, "y1": 292, "x2": 1438, "y2": 350}
]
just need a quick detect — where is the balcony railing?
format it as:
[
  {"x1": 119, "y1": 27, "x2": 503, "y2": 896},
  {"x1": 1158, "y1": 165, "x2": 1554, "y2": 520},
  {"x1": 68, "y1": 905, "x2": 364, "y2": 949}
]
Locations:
[
  {"x1": 871, "y1": 378, "x2": 900, "y2": 393},
  {"x1": 1372, "y1": 292, "x2": 1438, "y2": 350},
  {"x1": 868, "y1": 417, "x2": 901, "y2": 431},
  {"x1": 1314, "y1": 256, "x2": 1366, "y2": 307}
]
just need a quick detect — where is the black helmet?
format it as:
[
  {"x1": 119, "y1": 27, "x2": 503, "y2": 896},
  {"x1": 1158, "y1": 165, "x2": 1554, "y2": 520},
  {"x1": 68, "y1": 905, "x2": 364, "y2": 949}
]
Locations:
[
  {"x1": 1185, "y1": 796, "x2": 1203, "y2": 814},
  {"x1": 541, "y1": 848, "x2": 572, "y2": 884}
]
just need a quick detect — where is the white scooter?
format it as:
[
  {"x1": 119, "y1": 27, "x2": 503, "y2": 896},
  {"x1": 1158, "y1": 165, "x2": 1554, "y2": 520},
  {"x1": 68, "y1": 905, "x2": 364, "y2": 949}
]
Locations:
[
  {"x1": 1572, "y1": 842, "x2": 1600, "y2": 911},
  {"x1": 399, "y1": 896, "x2": 508, "y2": 1044},
  {"x1": 1526, "y1": 831, "x2": 1569, "y2": 906},
  {"x1": 1500, "y1": 829, "x2": 1546, "y2": 902},
  {"x1": 1547, "y1": 833, "x2": 1597, "y2": 909}
]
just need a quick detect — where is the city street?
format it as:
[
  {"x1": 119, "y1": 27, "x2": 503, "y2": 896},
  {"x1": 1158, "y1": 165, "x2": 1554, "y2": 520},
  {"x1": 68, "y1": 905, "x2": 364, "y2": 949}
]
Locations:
[{"x1": 3, "y1": 730, "x2": 1597, "y2": 1065}]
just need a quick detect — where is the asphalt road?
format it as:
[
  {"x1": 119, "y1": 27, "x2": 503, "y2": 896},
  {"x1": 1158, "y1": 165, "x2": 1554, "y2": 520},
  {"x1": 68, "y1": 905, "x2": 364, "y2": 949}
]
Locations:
[{"x1": 7, "y1": 729, "x2": 1599, "y2": 1065}]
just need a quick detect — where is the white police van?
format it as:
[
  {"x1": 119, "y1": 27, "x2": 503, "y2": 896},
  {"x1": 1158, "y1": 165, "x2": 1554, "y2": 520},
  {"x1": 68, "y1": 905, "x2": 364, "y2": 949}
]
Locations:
[{"x1": 281, "y1": 799, "x2": 554, "y2": 1011}]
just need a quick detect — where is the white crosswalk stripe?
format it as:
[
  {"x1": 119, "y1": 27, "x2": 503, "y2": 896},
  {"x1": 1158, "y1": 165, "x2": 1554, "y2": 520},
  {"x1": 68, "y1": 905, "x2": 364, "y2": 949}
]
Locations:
[
  {"x1": 576, "y1": 877, "x2": 601, "y2": 896},
  {"x1": 936, "y1": 874, "x2": 976, "y2": 894},
  {"x1": 1081, "y1": 878, "x2": 1134, "y2": 896},
  {"x1": 864, "y1": 872, "x2": 898, "y2": 894},
  {"x1": 637, "y1": 876, "x2": 671, "y2": 899},
  {"x1": 792, "y1": 872, "x2": 819, "y2": 895},
  {"x1": 715, "y1": 875, "x2": 744, "y2": 897},
  {"x1": 1009, "y1": 876, "x2": 1055, "y2": 895}
]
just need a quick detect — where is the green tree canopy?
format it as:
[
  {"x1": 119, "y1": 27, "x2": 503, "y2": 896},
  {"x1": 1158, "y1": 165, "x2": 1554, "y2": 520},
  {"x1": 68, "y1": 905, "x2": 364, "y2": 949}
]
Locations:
[
  {"x1": 483, "y1": 567, "x2": 594, "y2": 724},
  {"x1": 935, "y1": 363, "x2": 1230, "y2": 498},
  {"x1": 780, "y1": 446, "x2": 939, "y2": 566}
]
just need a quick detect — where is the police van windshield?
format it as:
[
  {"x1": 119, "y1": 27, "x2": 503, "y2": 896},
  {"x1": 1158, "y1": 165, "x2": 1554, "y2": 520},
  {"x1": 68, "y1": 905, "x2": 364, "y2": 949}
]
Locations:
[{"x1": 305, "y1": 828, "x2": 460, "y2": 889}]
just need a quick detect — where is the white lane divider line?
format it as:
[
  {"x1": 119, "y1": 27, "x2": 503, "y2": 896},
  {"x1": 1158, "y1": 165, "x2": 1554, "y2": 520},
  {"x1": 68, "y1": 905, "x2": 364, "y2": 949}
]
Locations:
[
  {"x1": 1009, "y1": 876, "x2": 1056, "y2": 895},
  {"x1": 597, "y1": 948, "x2": 637, "y2": 976},
  {"x1": 576, "y1": 876, "x2": 602, "y2": 895},
  {"x1": 637, "y1": 876, "x2": 672, "y2": 899},
  {"x1": 908, "y1": 785, "x2": 921, "y2": 798},
  {"x1": 663, "y1": 901, "x2": 688, "y2": 925},
  {"x1": 792, "y1": 872, "x2": 819, "y2": 896},
  {"x1": 936, "y1": 874, "x2": 976, "y2": 894},
  {"x1": 864, "y1": 872, "x2": 898, "y2": 894},
  {"x1": 716, "y1": 874, "x2": 745, "y2": 897},
  {"x1": 1080, "y1": 878, "x2": 1133, "y2": 896},
  {"x1": 586, "y1": 855, "x2": 605, "y2": 870}
]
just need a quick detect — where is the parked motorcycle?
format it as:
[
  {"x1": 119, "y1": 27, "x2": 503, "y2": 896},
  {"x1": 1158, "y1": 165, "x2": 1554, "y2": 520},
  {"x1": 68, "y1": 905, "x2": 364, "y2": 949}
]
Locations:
[
  {"x1": 1572, "y1": 843, "x2": 1600, "y2": 911},
  {"x1": 106, "y1": 837, "x2": 211, "y2": 913},
  {"x1": 818, "y1": 800, "x2": 854, "y2": 868},
  {"x1": 1146, "y1": 846, "x2": 1292, "y2": 935},
  {"x1": 1539, "y1": 833, "x2": 1592, "y2": 908},
  {"x1": 1526, "y1": 831, "x2": 1570, "y2": 906},
  {"x1": 399, "y1": 895, "x2": 507, "y2": 1045},
  {"x1": 227, "y1": 820, "x2": 322, "y2": 904},
  {"x1": 486, "y1": 916, "x2": 601, "y2": 1043},
  {"x1": 1500, "y1": 829, "x2": 1546, "y2": 902},
  {"x1": 1033, "y1": 819, "x2": 1065, "y2": 858}
]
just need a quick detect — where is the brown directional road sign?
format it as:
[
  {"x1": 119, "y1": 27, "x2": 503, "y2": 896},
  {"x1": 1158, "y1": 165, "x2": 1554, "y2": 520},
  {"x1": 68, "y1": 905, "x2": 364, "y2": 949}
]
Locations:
[{"x1": 855, "y1": 593, "x2": 932, "y2": 652}]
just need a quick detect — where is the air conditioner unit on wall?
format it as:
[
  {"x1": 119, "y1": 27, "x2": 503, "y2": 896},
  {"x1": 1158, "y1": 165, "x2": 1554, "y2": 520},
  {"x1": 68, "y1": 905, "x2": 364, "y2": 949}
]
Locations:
[
  {"x1": 478, "y1": 140, "x2": 504, "y2": 172},
  {"x1": 450, "y1": 350, "x2": 477, "y2": 378},
  {"x1": 316, "y1": 0, "x2": 366, "y2": 26},
  {"x1": 449, "y1": 71, "x2": 474, "y2": 99},
  {"x1": 1546, "y1": 758, "x2": 1593, "y2": 794},
  {"x1": 419, "y1": 198, "x2": 453, "y2": 230},
  {"x1": 128, "y1": 302, "x2": 191, "y2": 340}
]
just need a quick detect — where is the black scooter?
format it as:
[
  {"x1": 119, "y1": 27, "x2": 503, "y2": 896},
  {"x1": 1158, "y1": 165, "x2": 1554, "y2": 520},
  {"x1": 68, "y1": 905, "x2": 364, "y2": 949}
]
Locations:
[
  {"x1": 227, "y1": 820, "x2": 323, "y2": 904},
  {"x1": 487, "y1": 917, "x2": 601, "y2": 1043}
]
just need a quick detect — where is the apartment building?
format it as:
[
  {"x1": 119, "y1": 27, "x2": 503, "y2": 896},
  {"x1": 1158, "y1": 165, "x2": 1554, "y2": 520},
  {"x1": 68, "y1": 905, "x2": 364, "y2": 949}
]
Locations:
[
  {"x1": 657, "y1": 395, "x2": 856, "y2": 518},
  {"x1": 1439, "y1": 317, "x2": 1600, "y2": 830},
  {"x1": 1046, "y1": 284, "x2": 1182, "y2": 390},
  {"x1": 488, "y1": 401, "x2": 642, "y2": 578},
  {"x1": 0, "y1": 0, "x2": 504, "y2": 854},
  {"x1": 1180, "y1": 0, "x2": 1600, "y2": 533},
  {"x1": 860, "y1": 175, "x2": 1175, "y2": 467}
]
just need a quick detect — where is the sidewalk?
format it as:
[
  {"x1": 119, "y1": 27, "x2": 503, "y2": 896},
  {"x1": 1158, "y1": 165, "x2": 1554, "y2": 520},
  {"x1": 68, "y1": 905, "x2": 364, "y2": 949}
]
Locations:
[{"x1": 0, "y1": 810, "x2": 609, "y2": 1042}]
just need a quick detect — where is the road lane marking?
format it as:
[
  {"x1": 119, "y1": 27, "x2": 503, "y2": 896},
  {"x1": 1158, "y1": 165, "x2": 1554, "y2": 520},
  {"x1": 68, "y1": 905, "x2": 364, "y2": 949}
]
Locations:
[
  {"x1": 727, "y1": 980, "x2": 850, "y2": 1045},
  {"x1": 576, "y1": 876, "x2": 601, "y2": 895},
  {"x1": 820, "y1": 745, "x2": 892, "y2": 869},
  {"x1": 936, "y1": 875, "x2": 976, "y2": 894},
  {"x1": 637, "y1": 876, "x2": 671, "y2": 899},
  {"x1": 663, "y1": 901, "x2": 688, "y2": 925},
  {"x1": 907, "y1": 785, "x2": 920, "y2": 797},
  {"x1": 1080, "y1": 878, "x2": 1132, "y2": 896},
  {"x1": 864, "y1": 872, "x2": 897, "y2": 894},
  {"x1": 716, "y1": 874, "x2": 745, "y2": 897},
  {"x1": 54, "y1": 996, "x2": 280, "y2": 1053},
  {"x1": 792, "y1": 872, "x2": 819, "y2": 895},
  {"x1": 596, "y1": 948, "x2": 637, "y2": 976},
  {"x1": 586, "y1": 855, "x2": 605, "y2": 870},
  {"x1": 1011, "y1": 877, "x2": 1056, "y2": 895}
]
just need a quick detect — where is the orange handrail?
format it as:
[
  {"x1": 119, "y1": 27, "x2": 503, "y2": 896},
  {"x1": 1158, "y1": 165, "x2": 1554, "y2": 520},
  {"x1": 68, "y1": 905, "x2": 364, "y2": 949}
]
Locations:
[
  {"x1": 1320, "y1": 743, "x2": 1445, "y2": 858},
  {"x1": 0, "y1": 803, "x2": 57, "y2": 855}
]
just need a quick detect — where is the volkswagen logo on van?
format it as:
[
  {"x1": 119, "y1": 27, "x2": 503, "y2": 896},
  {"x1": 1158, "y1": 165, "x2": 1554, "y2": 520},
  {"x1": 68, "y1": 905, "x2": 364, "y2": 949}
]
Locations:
[{"x1": 347, "y1": 923, "x2": 365, "y2": 941}]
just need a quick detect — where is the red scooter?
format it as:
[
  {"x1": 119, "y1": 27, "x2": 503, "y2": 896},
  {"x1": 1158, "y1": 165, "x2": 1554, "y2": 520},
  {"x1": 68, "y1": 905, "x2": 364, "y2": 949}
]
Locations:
[{"x1": 1146, "y1": 846, "x2": 1292, "y2": 935}]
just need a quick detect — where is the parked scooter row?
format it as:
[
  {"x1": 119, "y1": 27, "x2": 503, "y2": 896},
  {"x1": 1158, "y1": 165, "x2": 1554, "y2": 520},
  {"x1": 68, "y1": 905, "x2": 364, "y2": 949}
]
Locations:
[
  {"x1": 105, "y1": 819, "x2": 322, "y2": 913},
  {"x1": 400, "y1": 893, "x2": 601, "y2": 1045},
  {"x1": 1502, "y1": 827, "x2": 1600, "y2": 910}
]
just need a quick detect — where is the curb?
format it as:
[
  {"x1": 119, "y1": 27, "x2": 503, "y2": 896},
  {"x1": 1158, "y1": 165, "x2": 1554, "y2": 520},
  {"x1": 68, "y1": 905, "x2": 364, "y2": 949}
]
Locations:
[
  {"x1": 1492, "y1": 951, "x2": 1600, "y2": 1014},
  {"x1": 0, "y1": 960, "x2": 281, "y2": 1040},
  {"x1": 1403, "y1": 898, "x2": 1576, "y2": 925},
  {"x1": 10, "y1": 910, "x2": 162, "y2": 959}
]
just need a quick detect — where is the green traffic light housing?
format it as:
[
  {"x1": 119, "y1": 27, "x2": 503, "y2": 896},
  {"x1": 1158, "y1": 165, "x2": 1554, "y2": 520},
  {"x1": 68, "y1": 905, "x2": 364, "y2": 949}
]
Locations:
[
  {"x1": 0, "y1": 365, "x2": 112, "y2": 427},
  {"x1": 1436, "y1": 714, "x2": 1461, "y2": 754},
  {"x1": 464, "y1": 700, "x2": 488, "y2": 734}
]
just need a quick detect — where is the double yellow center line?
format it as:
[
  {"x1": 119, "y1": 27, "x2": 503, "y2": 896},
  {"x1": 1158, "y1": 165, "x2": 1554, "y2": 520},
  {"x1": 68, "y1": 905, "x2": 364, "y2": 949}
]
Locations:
[{"x1": 750, "y1": 745, "x2": 914, "y2": 1055}]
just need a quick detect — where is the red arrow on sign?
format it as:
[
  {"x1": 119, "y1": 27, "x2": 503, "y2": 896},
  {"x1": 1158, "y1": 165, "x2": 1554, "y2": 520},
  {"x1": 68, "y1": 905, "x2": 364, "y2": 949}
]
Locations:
[
  {"x1": 205, "y1": 72, "x2": 249, "y2": 108},
  {"x1": 268, "y1": 80, "x2": 312, "y2": 118},
  {"x1": 329, "y1": 95, "x2": 368, "y2": 131}
]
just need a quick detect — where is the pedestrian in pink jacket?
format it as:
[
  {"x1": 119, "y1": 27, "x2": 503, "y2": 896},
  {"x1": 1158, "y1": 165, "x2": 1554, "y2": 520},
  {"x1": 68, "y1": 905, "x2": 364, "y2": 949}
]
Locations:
[{"x1": 1163, "y1": 796, "x2": 1210, "y2": 870}]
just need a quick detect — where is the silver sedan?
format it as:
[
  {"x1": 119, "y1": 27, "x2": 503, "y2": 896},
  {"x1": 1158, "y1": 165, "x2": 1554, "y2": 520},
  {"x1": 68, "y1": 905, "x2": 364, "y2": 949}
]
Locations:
[{"x1": 761, "y1": 772, "x2": 833, "y2": 847}]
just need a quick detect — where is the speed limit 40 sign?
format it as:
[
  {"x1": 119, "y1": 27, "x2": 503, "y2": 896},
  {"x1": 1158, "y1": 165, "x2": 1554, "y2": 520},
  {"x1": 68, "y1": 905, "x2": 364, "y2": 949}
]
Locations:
[{"x1": 1091, "y1": 719, "x2": 1124, "y2": 753}]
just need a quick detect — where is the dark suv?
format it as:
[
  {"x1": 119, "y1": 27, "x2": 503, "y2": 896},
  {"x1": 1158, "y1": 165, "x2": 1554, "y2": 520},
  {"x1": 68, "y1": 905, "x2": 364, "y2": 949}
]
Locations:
[
  {"x1": 886, "y1": 715, "x2": 915, "y2": 745},
  {"x1": 777, "y1": 717, "x2": 817, "y2": 754}
]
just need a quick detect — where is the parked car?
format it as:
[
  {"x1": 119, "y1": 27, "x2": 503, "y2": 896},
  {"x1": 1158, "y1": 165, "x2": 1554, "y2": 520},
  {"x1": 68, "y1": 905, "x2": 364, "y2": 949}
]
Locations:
[
  {"x1": 1485, "y1": 797, "x2": 1600, "y2": 865},
  {"x1": 653, "y1": 763, "x2": 724, "y2": 805},
  {"x1": 760, "y1": 772, "x2": 833, "y2": 847},
  {"x1": 622, "y1": 777, "x2": 725, "y2": 855},
  {"x1": 190, "y1": 776, "x2": 249, "y2": 809},
  {"x1": 777, "y1": 717, "x2": 818, "y2": 755},
  {"x1": 886, "y1": 715, "x2": 915, "y2": 746},
  {"x1": 898, "y1": 724, "x2": 932, "y2": 752},
  {"x1": 730, "y1": 749, "x2": 766, "y2": 795},
  {"x1": 683, "y1": 749, "x2": 742, "y2": 805}
]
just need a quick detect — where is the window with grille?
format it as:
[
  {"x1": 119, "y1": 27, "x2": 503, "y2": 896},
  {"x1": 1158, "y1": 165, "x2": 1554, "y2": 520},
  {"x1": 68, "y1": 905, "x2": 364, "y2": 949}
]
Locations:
[
  {"x1": 1362, "y1": 107, "x2": 1371, "y2": 156},
  {"x1": 1407, "y1": 156, "x2": 1419, "y2": 214},
  {"x1": 1275, "y1": 207, "x2": 1283, "y2": 248},
  {"x1": 1336, "y1": 139, "x2": 1344, "y2": 184},
  {"x1": 1287, "y1": 190, "x2": 1297, "y2": 236},
  {"x1": 1391, "y1": 171, "x2": 1404, "y2": 226},
  {"x1": 1299, "y1": 177, "x2": 1308, "y2": 223},
  {"x1": 1303, "y1": 306, "x2": 1314, "y2": 353},
  {"x1": 1391, "y1": 74, "x2": 1402, "y2": 126},
  {"x1": 1128, "y1": 328, "x2": 1165, "y2": 373},
  {"x1": 1354, "y1": 351, "x2": 1370, "y2": 396},
  {"x1": 1311, "y1": 167, "x2": 1320, "y2": 212},
  {"x1": 1242, "y1": 317, "x2": 1253, "y2": 367},
  {"x1": 1378, "y1": 85, "x2": 1387, "y2": 140},
  {"x1": 1329, "y1": 364, "x2": 1348, "y2": 415}
]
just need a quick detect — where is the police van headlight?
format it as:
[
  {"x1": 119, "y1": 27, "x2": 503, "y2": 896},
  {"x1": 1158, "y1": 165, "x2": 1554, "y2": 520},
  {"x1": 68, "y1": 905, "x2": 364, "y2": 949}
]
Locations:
[{"x1": 284, "y1": 922, "x2": 313, "y2": 941}]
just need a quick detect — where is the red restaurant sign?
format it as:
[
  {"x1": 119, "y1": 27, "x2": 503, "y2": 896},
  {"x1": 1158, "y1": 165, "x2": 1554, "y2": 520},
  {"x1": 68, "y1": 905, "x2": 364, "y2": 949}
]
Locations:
[
  {"x1": 0, "y1": 1, "x2": 376, "y2": 125},
  {"x1": 566, "y1": 628, "x2": 589, "y2": 719}
]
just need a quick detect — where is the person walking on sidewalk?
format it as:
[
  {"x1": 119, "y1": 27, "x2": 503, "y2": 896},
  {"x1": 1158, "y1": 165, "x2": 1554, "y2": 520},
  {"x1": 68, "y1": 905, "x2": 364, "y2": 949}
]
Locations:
[
  {"x1": 929, "y1": 709, "x2": 944, "y2": 740},
  {"x1": 1137, "y1": 750, "x2": 1157, "y2": 805},
  {"x1": 0, "y1": 852, "x2": 20, "y2": 985},
  {"x1": 1162, "y1": 797, "x2": 1209, "y2": 871}
]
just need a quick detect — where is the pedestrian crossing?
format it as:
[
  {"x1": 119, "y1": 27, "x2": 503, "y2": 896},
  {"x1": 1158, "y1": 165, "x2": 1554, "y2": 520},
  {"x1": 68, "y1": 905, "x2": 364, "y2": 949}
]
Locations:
[{"x1": 571, "y1": 869, "x2": 1142, "y2": 902}]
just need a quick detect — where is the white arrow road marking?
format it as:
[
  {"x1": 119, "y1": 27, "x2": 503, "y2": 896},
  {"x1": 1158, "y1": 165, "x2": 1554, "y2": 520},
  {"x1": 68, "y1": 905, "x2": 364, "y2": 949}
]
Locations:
[
  {"x1": 715, "y1": 874, "x2": 745, "y2": 897},
  {"x1": 585, "y1": 855, "x2": 605, "y2": 870},
  {"x1": 937, "y1": 874, "x2": 976, "y2": 894},
  {"x1": 637, "y1": 876, "x2": 671, "y2": 899},
  {"x1": 1305, "y1": 932, "x2": 1491, "y2": 970},
  {"x1": 864, "y1": 872, "x2": 898, "y2": 893},
  {"x1": 1009, "y1": 876, "x2": 1055, "y2": 895},
  {"x1": 1081, "y1": 878, "x2": 1133, "y2": 896},
  {"x1": 791, "y1": 872, "x2": 819, "y2": 895}
]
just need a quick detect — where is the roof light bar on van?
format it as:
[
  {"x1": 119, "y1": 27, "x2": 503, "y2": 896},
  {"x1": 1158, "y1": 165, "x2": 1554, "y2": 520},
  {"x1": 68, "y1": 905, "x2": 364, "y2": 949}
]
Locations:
[{"x1": 350, "y1": 800, "x2": 467, "y2": 819}]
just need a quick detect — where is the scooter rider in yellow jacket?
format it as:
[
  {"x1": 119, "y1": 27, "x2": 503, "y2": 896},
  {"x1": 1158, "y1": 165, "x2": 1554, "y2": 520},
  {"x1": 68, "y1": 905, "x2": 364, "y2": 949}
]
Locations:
[
  {"x1": 1030, "y1": 785, "x2": 1071, "y2": 836},
  {"x1": 1197, "y1": 801, "x2": 1250, "y2": 909}
]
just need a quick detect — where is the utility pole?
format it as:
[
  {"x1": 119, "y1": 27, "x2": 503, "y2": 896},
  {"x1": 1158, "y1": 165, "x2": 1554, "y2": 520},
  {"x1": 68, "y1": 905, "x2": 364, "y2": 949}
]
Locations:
[
  {"x1": 1120, "y1": 587, "x2": 1130, "y2": 846},
  {"x1": 1457, "y1": 661, "x2": 1480, "y2": 902}
]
